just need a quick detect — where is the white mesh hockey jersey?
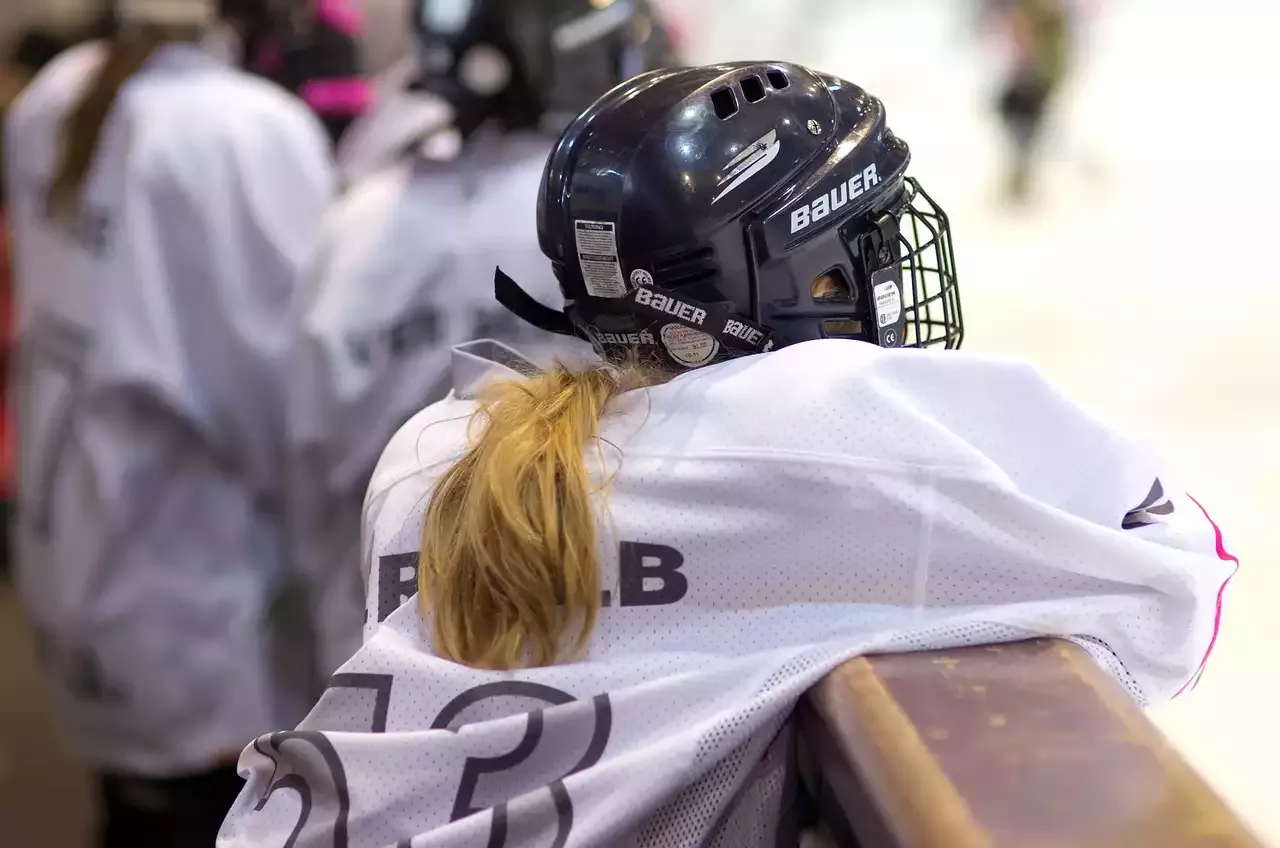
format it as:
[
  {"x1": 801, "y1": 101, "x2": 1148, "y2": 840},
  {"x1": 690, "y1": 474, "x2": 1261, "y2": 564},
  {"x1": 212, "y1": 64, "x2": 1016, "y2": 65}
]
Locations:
[
  {"x1": 220, "y1": 338, "x2": 1235, "y2": 847},
  {"x1": 290, "y1": 112, "x2": 591, "y2": 678},
  {"x1": 5, "y1": 41, "x2": 336, "y2": 775}
]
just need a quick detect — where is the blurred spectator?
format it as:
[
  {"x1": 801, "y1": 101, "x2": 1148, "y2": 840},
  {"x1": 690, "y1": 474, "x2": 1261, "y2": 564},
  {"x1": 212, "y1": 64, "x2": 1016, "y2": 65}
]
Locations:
[
  {"x1": 1, "y1": 26, "x2": 80, "y2": 582},
  {"x1": 5, "y1": 1, "x2": 336, "y2": 844},
  {"x1": 237, "y1": 0, "x2": 372, "y2": 145},
  {"x1": 0, "y1": 102, "x2": 11, "y2": 582},
  {"x1": 985, "y1": 0, "x2": 1073, "y2": 202}
]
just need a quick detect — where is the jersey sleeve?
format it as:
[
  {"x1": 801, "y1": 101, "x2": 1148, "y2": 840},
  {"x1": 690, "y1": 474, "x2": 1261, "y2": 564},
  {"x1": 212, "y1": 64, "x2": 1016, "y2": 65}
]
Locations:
[{"x1": 868, "y1": 352, "x2": 1238, "y2": 699}]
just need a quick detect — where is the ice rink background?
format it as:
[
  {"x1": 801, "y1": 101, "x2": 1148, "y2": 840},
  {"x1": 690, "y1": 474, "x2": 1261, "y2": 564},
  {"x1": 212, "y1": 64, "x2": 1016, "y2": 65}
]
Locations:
[
  {"x1": 0, "y1": 0, "x2": 1276, "y2": 843},
  {"x1": 668, "y1": 0, "x2": 1280, "y2": 840}
]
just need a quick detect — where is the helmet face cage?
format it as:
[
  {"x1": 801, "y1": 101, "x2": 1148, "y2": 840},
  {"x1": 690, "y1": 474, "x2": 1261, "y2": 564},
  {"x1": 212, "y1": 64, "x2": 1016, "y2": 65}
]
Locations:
[
  {"x1": 898, "y1": 178, "x2": 962, "y2": 349},
  {"x1": 749, "y1": 174, "x2": 962, "y2": 354}
]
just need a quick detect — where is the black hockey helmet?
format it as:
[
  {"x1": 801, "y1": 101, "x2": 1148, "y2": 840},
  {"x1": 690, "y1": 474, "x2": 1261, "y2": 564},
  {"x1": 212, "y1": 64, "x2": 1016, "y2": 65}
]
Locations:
[
  {"x1": 497, "y1": 61, "x2": 962, "y2": 370},
  {"x1": 411, "y1": 0, "x2": 678, "y2": 138}
]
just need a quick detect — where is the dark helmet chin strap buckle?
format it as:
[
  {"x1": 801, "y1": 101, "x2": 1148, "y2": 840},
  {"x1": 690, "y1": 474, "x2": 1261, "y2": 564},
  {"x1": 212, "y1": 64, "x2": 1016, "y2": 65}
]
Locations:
[{"x1": 494, "y1": 267, "x2": 581, "y2": 338}]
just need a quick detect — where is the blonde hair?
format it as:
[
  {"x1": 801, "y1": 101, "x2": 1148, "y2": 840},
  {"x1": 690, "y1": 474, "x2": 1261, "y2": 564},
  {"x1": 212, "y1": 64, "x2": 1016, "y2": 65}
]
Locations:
[
  {"x1": 419, "y1": 360, "x2": 646, "y2": 670},
  {"x1": 47, "y1": 25, "x2": 193, "y2": 223}
]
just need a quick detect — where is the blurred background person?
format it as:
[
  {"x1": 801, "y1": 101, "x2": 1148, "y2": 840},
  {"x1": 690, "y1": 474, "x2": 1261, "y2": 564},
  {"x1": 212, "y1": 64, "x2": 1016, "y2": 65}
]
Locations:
[
  {"x1": 237, "y1": 0, "x2": 371, "y2": 146},
  {"x1": 981, "y1": 0, "x2": 1074, "y2": 203},
  {"x1": 290, "y1": 0, "x2": 680, "y2": 672},
  {"x1": 4, "y1": 0, "x2": 335, "y2": 844},
  {"x1": 1, "y1": 29, "x2": 77, "y2": 582}
]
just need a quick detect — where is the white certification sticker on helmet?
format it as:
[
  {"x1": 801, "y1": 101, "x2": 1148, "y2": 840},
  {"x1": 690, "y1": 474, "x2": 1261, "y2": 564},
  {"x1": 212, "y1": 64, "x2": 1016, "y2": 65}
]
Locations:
[
  {"x1": 661, "y1": 323, "x2": 719, "y2": 368},
  {"x1": 574, "y1": 220, "x2": 628, "y2": 298},
  {"x1": 874, "y1": 280, "x2": 902, "y2": 328},
  {"x1": 630, "y1": 268, "x2": 654, "y2": 288}
]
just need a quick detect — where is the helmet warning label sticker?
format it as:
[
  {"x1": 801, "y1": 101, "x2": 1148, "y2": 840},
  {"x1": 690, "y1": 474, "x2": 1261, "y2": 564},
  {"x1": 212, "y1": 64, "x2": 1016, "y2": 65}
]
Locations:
[
  {"x1": 574, "y1": 220, "x2": 628, "y2": 298},
  {"x1": 874, "y1": 280, "x2": 902, "y2": 328}
]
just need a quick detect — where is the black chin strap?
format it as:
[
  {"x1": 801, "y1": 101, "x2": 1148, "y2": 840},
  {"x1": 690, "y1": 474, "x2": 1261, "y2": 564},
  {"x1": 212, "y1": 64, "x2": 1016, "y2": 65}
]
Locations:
[{"x1": 494, "y1": 267, "x2": 581, "y2": 338}]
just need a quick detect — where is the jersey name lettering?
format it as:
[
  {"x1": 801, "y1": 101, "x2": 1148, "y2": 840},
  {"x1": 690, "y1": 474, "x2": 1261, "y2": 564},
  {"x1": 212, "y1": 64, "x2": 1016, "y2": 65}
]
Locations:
[{"x1": 374, "y1": 541, "x2": 689, "y2": 623}]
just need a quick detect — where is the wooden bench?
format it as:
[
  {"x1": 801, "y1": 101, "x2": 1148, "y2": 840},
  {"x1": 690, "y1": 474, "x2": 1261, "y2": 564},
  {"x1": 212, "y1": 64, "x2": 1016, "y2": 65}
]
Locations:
[{"x1": 798, "y1": 638, "x2": 1261, "y2": 847}]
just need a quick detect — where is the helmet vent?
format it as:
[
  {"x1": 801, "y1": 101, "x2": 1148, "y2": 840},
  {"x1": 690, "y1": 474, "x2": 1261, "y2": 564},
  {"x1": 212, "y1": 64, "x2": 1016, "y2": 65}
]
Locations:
[
  {"x1": 766, "y1": 69, "x2": 789, "y2": 90},
  {"x1": 710, "y1": 86, "x2": 738, "y2": 120},
  {"x1": 740, "y1": 75, "x2": 766, "y2": 103}
]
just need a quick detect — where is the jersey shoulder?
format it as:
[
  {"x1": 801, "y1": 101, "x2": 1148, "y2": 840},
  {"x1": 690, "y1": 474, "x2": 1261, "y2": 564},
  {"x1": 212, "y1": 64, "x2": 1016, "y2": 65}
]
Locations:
[
  {"x1": 128, "y1": 51, "x2": 330, "y2": 161},
  {"x1": 6, "y1": 42, "x2": 107, "y2": 147},
  {"x1": 360, "y1": 394, "x2": 474, "y2": 583},
  {"x1": 623, "y1": 339, "x2": 1076, "y2": 474},
  {"x1": 365, "y1": 394, "x2": 474, "y2": 506}
]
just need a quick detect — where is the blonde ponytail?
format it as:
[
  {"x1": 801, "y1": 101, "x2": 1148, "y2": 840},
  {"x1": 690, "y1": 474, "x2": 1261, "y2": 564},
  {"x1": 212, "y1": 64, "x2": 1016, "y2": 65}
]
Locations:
[
  {"x1": 47, "y1": 26, "x2": 183, "y2": 223},
  {"x1": 419, "y1": 362, "x2": 633, "y2": 670}
]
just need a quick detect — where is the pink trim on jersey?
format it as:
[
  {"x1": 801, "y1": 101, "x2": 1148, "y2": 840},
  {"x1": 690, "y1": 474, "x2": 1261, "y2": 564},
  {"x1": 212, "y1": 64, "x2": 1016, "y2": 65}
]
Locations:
[
  {"x1": 315, "y1": 0, "x2": 365, "y2": 37},
  {"x1": 1172, "y1": 494, "x2": 1238, "y2": 698},
  {"x1": 300, "y1": 78, "x2": 373, "y2": 116}
]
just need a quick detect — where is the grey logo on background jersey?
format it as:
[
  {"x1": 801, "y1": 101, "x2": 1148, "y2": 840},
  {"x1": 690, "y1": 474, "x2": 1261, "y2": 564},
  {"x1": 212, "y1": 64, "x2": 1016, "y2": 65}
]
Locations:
[
  {"x1": 433, "y1": 682, "x2": 613, "y2": 848},
  {"x1": 19, "y1": 312, "x2": 90, "y2": 543},
  {"x1": 346, "y1": 306, "x2": 441, "y2": 367},
  {"x1": 36, "y1": 630, "x2": 128, "y2": 705},
  {"x1": 33, "y1": 179, "x2": 114, "y2": 257},
  {"x1": 713, "y1": 129, "x2": 781, "y2": 205}
]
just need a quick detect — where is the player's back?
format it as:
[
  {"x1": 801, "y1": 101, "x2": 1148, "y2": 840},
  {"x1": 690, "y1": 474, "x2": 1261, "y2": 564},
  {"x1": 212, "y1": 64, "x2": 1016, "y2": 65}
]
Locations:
[
  {"x1": 364, "y1": 338, "x2": 1225, "y2": 690},
  {"x1": 223, "y1": 337, "x2": 1232, "y2": 848},
  {"x1": 5, "y1": 40, "x2": 335, "y2": 774}
]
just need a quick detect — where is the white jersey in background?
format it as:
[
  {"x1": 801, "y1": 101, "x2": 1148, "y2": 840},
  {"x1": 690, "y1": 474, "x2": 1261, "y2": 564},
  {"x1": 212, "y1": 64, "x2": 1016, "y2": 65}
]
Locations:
[
  {"x1": 221, "y1": 338, "x2": 1235, "y2": 848},
  {"x1": 5, "y1": 41, "x2": 336, "y2": 776},
  {"x1": 290, "y1": 108, "x2": 591, "y2": 677}
]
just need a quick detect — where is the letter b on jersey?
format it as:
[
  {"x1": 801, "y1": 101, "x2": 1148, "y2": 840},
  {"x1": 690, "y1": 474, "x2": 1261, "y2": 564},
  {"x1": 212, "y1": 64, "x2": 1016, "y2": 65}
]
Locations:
[{"x1": 618, "y1": 542, "x2": 687, "y2": 607}]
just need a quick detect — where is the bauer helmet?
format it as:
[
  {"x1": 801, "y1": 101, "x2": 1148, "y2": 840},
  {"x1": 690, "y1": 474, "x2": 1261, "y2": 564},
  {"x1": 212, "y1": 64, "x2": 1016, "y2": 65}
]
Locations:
[{"x1": 497, "y1": 61, "x2": 963, "y2": 370}]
